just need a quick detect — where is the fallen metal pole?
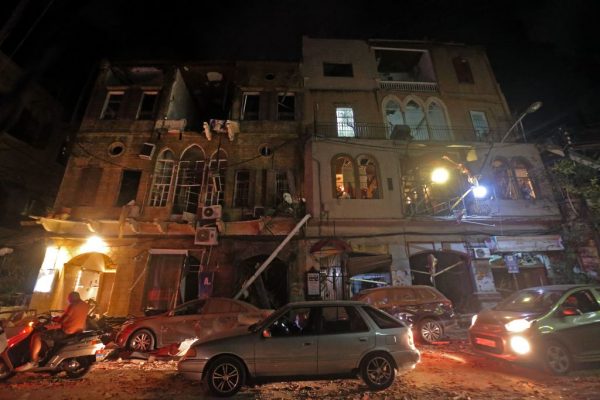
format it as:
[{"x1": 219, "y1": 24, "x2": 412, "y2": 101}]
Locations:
[{"x1": 234, "y1": 213, "x2": 312, "y2": 300}]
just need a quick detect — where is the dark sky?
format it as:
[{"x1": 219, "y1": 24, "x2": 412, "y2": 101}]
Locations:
[{"x1": 1, "y1": 0, "x2": 598, "y2": 141}]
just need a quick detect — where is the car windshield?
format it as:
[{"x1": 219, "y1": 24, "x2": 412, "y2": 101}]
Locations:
[{"x1": 494, "y1": 289, "x2": 565, "y2": 313}]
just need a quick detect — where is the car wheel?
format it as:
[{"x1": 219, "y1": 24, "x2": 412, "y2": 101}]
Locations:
[
  {"x1": 418, "y1": 318, "x2": 443, "y2": 344},
  {"x1": 127, "y1": 329, "x2": 155, "y2": 352},
  {"x1": 0, "y1": 359, "x2": 14, "y2": 381},
  {"x1": 543, "y1": 341, "x2": 572, "y2": 375},
  {"x1": 206, "y1": 356, "x2": 246, "y2": 397},
  {"x1": 360, "y1": 352, "x2": 395, "y2": 391},
  {"x1": 64, "y1": 357, "x2": 92, "y2": 379}
]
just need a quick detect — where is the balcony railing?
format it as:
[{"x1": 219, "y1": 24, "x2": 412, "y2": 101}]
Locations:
[
  {"x1": 378, "y1": 80, "x2": 439, "y2": 92},
  {"x1": 314, "y1": 123, "x2": 503, "y2": 142}
]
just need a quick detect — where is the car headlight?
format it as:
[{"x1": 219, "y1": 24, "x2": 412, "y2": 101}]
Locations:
[
  {"x1": 470, "y1": 314, "x2": 478, "y2": 327},
  {"x1": 505, "y1": 319, "x2": 531, "y2": 333},
  {"x1": 509, "y1": 336, "x2": 531, "y2": 354}
]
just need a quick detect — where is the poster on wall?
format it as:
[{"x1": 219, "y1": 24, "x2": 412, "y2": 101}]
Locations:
[
  {"x1": 198, "y1": 272, "x2": 215, "y2": 299},
  {"x1": 306, "y1": 268, "x2": 320, "y2": 299},
  {"x1": 504, "y1": 255, "x2": 519, "y2": 274}
]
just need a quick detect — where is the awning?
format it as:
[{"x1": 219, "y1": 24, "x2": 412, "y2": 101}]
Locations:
[
  {"x1": 347, "y1": 254, "x2": 392, "y2": 276},
  {"x1": 310, "y1": 238, "x2": 352, "y2": 259}
]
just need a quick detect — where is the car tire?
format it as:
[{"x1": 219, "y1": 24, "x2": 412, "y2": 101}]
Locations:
[
  {"x1": 360, "y1": 352, "x2": 396, "y2": 391},
  {"x1": 64, "y1": 356, "x2": 93, "y2": 379},
  {"x1": 127, "y1": 329, "x2": 155, "y2": 352},
  {"x1": 418, "y1": 318, "x2": 443, "y2": 344},
  {"x1": 542, "y1": 341, "x2": 572, "y2": 375},
  {"x1": 206, "y1": 355, "x2": 246, "y2": 397}
]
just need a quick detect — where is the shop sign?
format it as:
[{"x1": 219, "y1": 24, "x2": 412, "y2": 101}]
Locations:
[
  {"x1": 490, "y1": 235, "x2": 564, "y2": 252},
  {"x1": 306, "y1": 268, "x2": 321, "y2": 299},
  {"x1": 504, "y1": 255, "x2": 519, "y2": 274}
]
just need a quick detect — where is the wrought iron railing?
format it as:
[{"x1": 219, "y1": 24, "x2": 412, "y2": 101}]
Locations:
[{"x1": 378, "y1": 80, "x2": 439, "y2": 92}]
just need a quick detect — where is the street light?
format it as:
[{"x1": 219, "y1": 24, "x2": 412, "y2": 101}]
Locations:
[{"x1": 500, "y1": 101, "x2": 542, "y2": 143}]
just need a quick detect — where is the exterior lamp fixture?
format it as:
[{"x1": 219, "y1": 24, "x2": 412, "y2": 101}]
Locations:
[
  {"x1": 500, "y1": 101, "x2": 542, "y2": 143},
  {"x1": 79, "y1": 236, "x2": 108, "y2": 254},
  {"x1": 472, "y1": 185, "x2": 488, "y2": 199},
  {"x1": 431, "y1": 167, "x2": 450, "y2": 184}
]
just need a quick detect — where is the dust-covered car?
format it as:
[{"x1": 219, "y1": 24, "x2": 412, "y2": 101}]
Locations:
[
  {"x1": 178, "y1": 300, "x2": 420, "y2": 397},
  {"x1": 469, "y1": 284, "x2": 600, "y2": 374},
  {"x1": 115, "y1": 297, "x2": 272, "y2": 351},
  {"x1": 352, "y1": 285, "x2": 456, "y2": 343}
]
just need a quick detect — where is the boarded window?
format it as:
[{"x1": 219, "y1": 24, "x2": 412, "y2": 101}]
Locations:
[
  {"x1": 101, "y1": 91, "x2": 124, "y2": 120},
  {"x1": 453, "y1": 57, "x2": 474, "y2": 84},
  {"x1": 277, "y1": 93, "x2": 295, "y2": 120},
  {"x1": 323, "y1": 63, "x2": 353, "y2": 77},
  {"x1": 137, "y1": 92, "x2": 159, "y2": 120},
  {"x1": 242, "y1": 93, "x2": 260, "y2": 120},
  {"x1": 76, "y1": 167, "x2": 102, "y2": 206},
  {"x1": 234, "y1": 170, "x2": 250, "y2": 207},
  {"x1": 116, "y1": 170, "x2": 141, "y2": 206}
]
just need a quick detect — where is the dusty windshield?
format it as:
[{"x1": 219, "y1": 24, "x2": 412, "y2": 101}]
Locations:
[{"x1": 495, "y1": 289, "x2": 564, "y2": 313}]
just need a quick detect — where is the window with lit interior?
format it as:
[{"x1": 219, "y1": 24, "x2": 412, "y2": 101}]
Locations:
[
  {"x1": 357, "y1": 155, "x2": 380, "y2": 199},
  {"x1": 333, "y1": 155, "x2": 356, "y2": 199}
]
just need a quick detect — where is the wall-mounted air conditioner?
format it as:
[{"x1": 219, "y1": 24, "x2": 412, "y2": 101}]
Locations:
[
  {"x1": 201, "y1": 205, "x2": 222, "y2": 220},
  {"x1": 194, "y1": 227, "x2": 218, "y2": 246},
  {"x1": 473, "y1": 248, "x2": 492, "y2": 259},
  {"x1": 139, "y1": 143, "x2": 156, "y2": 160}
]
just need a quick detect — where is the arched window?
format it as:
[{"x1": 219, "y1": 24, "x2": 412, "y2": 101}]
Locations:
[
  {"x1": 173, "y1": 146, "x2": 205, "y2": 214},
  {"x1": 149, "y1": 149, "x2": 175, "y2": 207},
  {"x1": 491, "y1": 158, "x2": 515, "y2": 200},
  {"x1": 332, "y1": 155, "x2": 356, "y2": 199},
  {"x1": 405, "y1": 100, "x2": 428, "y2": 140},
  {"x1": 357, "y1": 155, "x2": 380, "y2": 199},
  {"x1": 383, "y1": 99, "x2": 404, "y2": 137},
  {"x1": 205, "y1": 149, "x2": 228, "y2": 206},
  {"x1": 427, "y1": 101, "x2": 451, "y2": 140},
  {"x1": 512, "y1": 159, "x2": 536, "y2": 200}
]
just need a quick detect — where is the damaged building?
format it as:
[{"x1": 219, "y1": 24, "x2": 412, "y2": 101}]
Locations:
[{"x1": 28, "y1": 37, "x2": 569, "y2": 316}]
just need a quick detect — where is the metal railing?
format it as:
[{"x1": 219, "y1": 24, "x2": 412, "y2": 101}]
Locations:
[{"x1": 378, "y1": 80, "x2": 439, "y2": 92}]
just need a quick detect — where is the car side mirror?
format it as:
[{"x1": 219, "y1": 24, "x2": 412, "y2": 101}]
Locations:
[
  {"x1": 262, "y1": 329, "x2": 272, "y2": 338},
  {"x1": 560, "y1": 306, "x2": 581, "y2": 317}
]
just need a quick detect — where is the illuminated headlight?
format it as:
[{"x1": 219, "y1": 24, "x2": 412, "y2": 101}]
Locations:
[
  {"x1": 505, "y1": 319, "x2": 531, "y2": 333},
  {"x1": 510, "y1": 336, "x2": 531, "y2": 355},
  {"x1": 470, "y1": 315, "x2": 478, "y2": 327}
]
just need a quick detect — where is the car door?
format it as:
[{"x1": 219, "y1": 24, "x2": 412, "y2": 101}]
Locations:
[
  {"x1": 317, "y1": 305, "x2": 374, "y2": 374},
  {"x1": 253, "y1": 306, "x2": 318, "y2": 377},
  {"x1": 160, "y1": 300, "x2": 206, "y2": 346},
  {"x1": 553, "y1": 289, "x2": 600, "y2": 359}
]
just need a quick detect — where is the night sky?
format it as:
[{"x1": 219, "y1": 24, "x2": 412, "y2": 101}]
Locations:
[{"x1": 1, "y1": 0, "x2": 598, "y2": 141}]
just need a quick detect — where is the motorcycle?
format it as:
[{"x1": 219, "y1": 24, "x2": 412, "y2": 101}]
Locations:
[{"x1": 0, "y1": 315, "x2": 105, "y2": 381}]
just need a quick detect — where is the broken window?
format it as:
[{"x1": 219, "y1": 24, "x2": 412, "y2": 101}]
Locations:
[
  {"x1": 374, "y1": 48, "x2": 436, "y2": 82},
  {"x1": 234, "y1": 170, "x2": 250, "y2": 208},
  {"x1": 333, "y1": 155, "x2": 356, "y2": 199},
  {"x1": 101, "y1": 91, "x2": 124, "y2": 120},
  {"x1": 453, "y1": 57, "x2": 474, "y2": 84},
  {"x1": 492, "y1": 158, "x2": 537, "y2": 200},
  {"x1": 323, "y1": 63, "x2": 353, "y2": 77},
  {"x1": 173, "y1": 146, "x2": 205, "y2": 214},
  {"x1": 405, "y1": 100, "x2": 428, "y2": 140},
  {"x1": 205, "y1": 149, "x2": 227, "y2": 206},
  {"x1": 336, "y1": 107, "x2": 355, "y2": 137},
  {"x1": 137, "y1": 91, "x2": 159, "y2": 120},
  {"x1": 470, "y1": 111, "x2": 490, "y2": 140},
  {"x1": 149, "y1": 150, "x2": 175, "y2": 207},
  {"x1": 143, "y1": 253, "x2": 186, "y2": 311},
  {"x1": 242, "y1": 93, "x2": 260, "y2": 120},
  {"x1": 357, "y1": 156, "x2": 380, "y2": 199},
  {"x1": 116, "y1": 170, "x2": 141, "y2": 206},
  {"x1": 513, "y1": 159, "x2": 536, "y2": 200},
  {"x1": 384, "y1": 98, "x2": 405, "y2": 137},
  {"x1": 277, "y1": 93, "x2": 295, "y2": 121},
  {"x1": 275, "y1": 171, "x2": 291, "y2": 204},
  {"x1": 427, "y1": 101, "x2": 451, "y2": 140}
]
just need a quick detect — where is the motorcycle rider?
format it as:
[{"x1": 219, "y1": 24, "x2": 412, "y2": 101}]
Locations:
[{"x1": 16, "y1": 291, "x2": 89, "y2": 371}]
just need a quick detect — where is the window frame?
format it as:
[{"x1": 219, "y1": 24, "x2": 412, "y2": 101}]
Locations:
[
  {"x1": 323, "y1": 62, "x2": 354, "y2": 77},
  {"x1": 332, "y1": 154, "x2": 357, "y2": 199},
  {"x1": 277, "y1": 92, "x2": 295, "y2": 121},
  {"x1": 335, "y1": 106, "x2": 356, "y2": 137},
  {"x1": 453, "y1": 56, "x2": 475, "y2": 84},
  {"x1": 116, "y1": 169, "x2": 142, "y2": 207},
  {"x1": 100, "y1": 90, "x2": 125, "y2": 120},
  {"x1": 149, "y1": 149, "x2": 176, "y2": 207},
  {"x1": 469, "y1": 110, "x2": 490, "y2": 140},
  {"x1": 242, "y1": 92, "x2": 260, "y2": 121},
  {"x1": 233, "y1": 170, "x2": 251, "y2": 208},
  {"x1": 137, "y1": 91, "x2": 160, "y2": 120}
]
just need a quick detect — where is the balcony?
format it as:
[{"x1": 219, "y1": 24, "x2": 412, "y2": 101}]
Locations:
[{"x1": 378, "y1": 80, "x2": 439, "y2": 92}]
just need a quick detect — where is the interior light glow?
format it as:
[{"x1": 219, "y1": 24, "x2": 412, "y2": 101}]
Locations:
[
  {"x1": 431, "y1": 168, "x2": 450, "y2": 184},
  {"x1": 79, "y1": 236, "x2": 108, "y2": 254},
  {"x1": 472, "y1": 185, "x2": 488, "y2": 198},
  {"x1": 33, "y1": 246, "x2": 71, "y2": 293}
]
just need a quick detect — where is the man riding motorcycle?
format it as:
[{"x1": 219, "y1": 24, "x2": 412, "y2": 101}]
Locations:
[{"x1": 16, "y1": 291, "x2": 89, "y2": 371}]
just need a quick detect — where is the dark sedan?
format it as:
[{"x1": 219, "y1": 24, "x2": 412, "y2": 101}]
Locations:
[{"x1": 469, "y1": 284, "x2": 600, "y2": 374}]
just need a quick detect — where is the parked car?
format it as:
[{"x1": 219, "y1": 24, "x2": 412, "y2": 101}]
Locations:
[
  {"x1": 469, "y1": 284, "x2": 600, "y2": 374},
  {"x1": 115, "y1": 297, "x2": 272, "y2": 352},
  {"x1": 178, "y1": 300, "x2": 420, "y2": 397},
  {"x1": 352, "y1": 285, "x2": 456, "y2": 343}
]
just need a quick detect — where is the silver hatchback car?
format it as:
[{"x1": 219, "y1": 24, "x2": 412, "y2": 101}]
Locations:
[{"x1": 178, "y1": 300, "x2": 420, "y2": 397}]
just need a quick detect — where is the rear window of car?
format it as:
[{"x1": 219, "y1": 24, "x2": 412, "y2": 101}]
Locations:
[
  {"x1": 362, "y1": 306, "x2": 405, "y2": 329},
  {"x1": 415, "y1": 287, "x2": 444, "y2": 301}
]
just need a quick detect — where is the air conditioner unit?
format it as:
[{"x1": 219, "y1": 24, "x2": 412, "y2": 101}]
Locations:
[
  {"x1": 139, "y1": 143, "x2": 156, "y2": 160},
  {"x1": 154, "y1": 118, "x2": 187, "y2": 134},
  {"x1": 201, "y1": 205, "x2": 222, "y2": 220},
  {"x1": 473, "y1": 248, "x2": 492, "y2": 259},
  {"x1": 194, "y1": 227, "x2": 218, "y2": 246}
]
